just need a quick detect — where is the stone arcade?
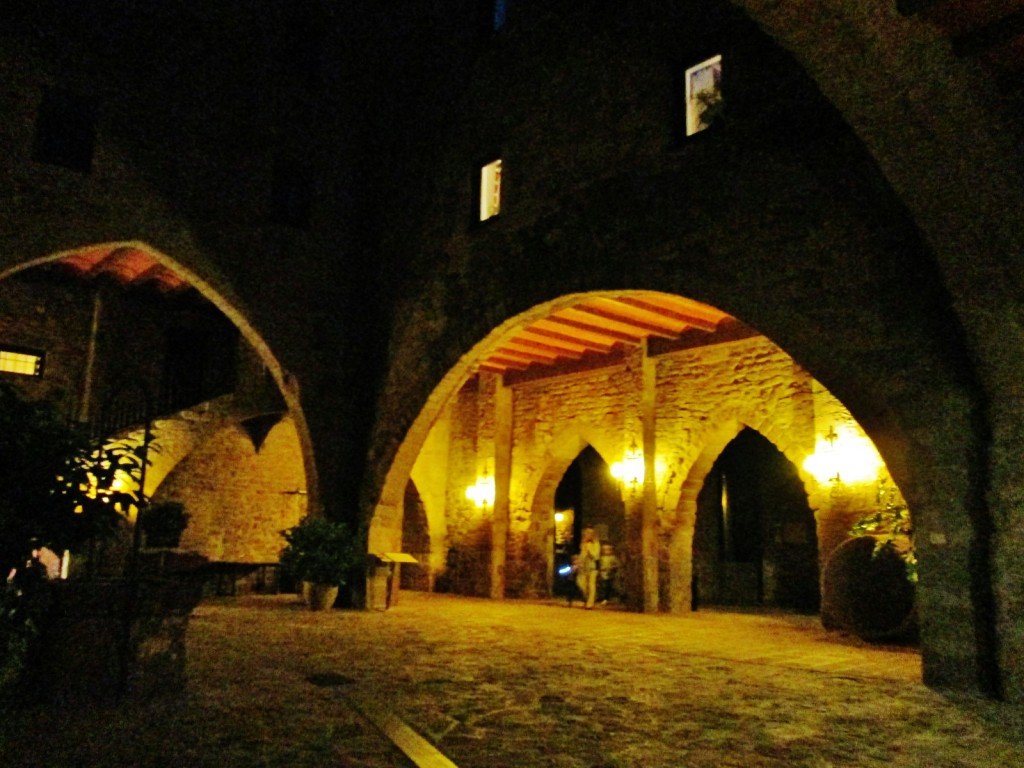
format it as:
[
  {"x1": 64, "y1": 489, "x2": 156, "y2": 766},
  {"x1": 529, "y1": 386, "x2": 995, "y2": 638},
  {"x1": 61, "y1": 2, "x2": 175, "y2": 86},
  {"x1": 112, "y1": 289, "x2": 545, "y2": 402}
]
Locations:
[{"x1": 2, "y1": 1, "x2": 1023, "y2": 701}]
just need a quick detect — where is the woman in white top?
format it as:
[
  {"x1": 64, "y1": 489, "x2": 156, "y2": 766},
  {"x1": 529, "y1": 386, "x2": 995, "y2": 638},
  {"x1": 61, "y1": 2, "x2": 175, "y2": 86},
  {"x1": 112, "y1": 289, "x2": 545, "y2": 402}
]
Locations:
[{"x1": 576, "y1": 527, "x2": 601, "y2": 608}]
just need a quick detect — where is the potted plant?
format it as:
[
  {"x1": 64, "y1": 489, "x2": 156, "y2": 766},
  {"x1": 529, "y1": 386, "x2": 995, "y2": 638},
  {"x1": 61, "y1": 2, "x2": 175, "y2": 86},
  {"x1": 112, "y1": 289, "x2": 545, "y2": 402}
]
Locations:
[
  {"x1": 279, "y1": 517, "x2": 357, "y2": 611},
  {"x1": 138, "y1": 501, "x2": 190, "y2": 549},
  {"x1": 0, "y1": 381, "x2": 205, "y2": 701}
]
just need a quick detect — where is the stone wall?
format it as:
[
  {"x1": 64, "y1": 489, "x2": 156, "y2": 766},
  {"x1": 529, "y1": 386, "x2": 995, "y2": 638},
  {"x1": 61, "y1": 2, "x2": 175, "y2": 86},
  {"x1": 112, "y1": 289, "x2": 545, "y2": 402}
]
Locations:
[
  {"x1": 3, "y1": 0, "x2": 1021, "y2": 698},
  {"x1": 156, "y1": 417, "x2": 306, "y2": 563},
  {"x1": 419, "y1": 332, "x2": 884, "y2": 612}
]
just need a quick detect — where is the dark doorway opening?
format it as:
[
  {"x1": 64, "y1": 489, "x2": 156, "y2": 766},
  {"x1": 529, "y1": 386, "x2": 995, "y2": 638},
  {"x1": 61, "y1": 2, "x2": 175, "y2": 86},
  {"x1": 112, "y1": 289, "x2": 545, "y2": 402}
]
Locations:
[
  {"x1": 553, "y1": 446, "x2": 625, "y2": 600},
  {"x1": 693, "y1": 428, "x2": 819, "y2": 613},
  {"x1": 400, "y1": 479, "x2": 431, "y2": 591}
]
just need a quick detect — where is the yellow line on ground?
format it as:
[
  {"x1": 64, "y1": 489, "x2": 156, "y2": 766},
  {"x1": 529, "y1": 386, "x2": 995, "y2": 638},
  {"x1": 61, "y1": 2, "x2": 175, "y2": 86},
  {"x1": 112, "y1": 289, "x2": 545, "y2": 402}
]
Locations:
[{"x1": 348, "y1": 697, "x2": 459, "y2": 768}]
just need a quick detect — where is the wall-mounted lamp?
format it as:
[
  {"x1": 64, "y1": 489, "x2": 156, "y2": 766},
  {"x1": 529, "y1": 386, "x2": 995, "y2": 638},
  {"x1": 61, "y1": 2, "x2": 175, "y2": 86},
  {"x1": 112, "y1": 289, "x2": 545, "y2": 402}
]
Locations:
[
  {"x1": 611, "y1": 439, "x2": 645, "y2": 491},
  {"x1": 803, "y1": 424, "x2": 883, "y2": 485},
  {"x1": 465, "y1": 474, "x2": 496, "y2": 508}
]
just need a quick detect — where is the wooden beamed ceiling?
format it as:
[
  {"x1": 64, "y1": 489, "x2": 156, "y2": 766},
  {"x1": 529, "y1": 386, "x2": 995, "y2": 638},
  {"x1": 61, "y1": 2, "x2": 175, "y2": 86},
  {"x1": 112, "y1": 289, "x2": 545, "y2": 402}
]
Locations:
[
  {"x1": 46, "y1": 245, "x2": 190, "y2": 293},
  {"x1": 478, "y1": 293, "x2": 738, "y2": 379}
]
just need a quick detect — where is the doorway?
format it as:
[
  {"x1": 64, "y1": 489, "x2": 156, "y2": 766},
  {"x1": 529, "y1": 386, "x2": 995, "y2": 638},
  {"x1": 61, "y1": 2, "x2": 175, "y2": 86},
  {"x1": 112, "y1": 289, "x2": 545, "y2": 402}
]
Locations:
[
  {"x1": 553, "y1": 445, "x2": 625, "y2": 598},
  {"x1": 693, "y1": 428, "x2": 819, "y2": 613}
]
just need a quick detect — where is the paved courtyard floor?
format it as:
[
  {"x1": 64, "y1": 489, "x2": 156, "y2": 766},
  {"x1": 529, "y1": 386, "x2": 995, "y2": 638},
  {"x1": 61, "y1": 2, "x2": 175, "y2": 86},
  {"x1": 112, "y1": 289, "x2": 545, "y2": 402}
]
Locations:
[{"x1": 4, "y1": 591, "x2": 1024, "y2": 767}]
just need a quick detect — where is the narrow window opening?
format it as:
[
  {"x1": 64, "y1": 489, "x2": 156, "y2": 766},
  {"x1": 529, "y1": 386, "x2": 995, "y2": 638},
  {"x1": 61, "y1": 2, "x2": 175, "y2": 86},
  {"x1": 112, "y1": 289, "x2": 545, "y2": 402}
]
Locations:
[
  {"x1": 479, "y1": 159, "x2": 502, "y2": 221},
  {"x1": 685, "y1": 54, "x2": 722, "y2": 136},
  {"x1": 494, "y1": 0, "x2": 509, "y2": 31},
  {"x1": 0, "y1": 347, "x2": 45, "y2": 377},
  {"x1": 32, "y1": 87, "x2": 97, "y2": 172},
  {"x1": 270, "y1": 156, "x2": 314, "y2": 229}
]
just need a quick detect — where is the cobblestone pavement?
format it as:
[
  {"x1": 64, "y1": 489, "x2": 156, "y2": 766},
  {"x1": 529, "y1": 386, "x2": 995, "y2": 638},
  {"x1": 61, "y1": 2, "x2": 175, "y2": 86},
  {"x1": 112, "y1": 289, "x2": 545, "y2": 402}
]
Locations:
[{"x1": 6, "y1": 591, "x2": 1024, "y2": 767}]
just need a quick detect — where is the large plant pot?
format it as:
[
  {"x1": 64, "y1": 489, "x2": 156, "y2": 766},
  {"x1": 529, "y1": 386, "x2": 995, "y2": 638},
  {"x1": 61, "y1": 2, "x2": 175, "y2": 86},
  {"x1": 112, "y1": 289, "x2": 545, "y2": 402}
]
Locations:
[
  {"x1": 821, "y1": 537, "x2": 917, "y2": 643},
  {"x1": 31, "y1": 577, "x2": 205, "y2": 702},
  {"x1": 306, "y1": 582, "x2": 339, "y2": 611}
]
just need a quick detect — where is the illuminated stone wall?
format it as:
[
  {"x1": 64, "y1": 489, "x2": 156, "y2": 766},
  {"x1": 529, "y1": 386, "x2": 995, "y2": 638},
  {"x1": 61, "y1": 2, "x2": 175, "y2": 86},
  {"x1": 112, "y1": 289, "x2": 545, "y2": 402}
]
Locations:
[
  {"x1": 432, "y1": 334, "x2": 879, "y2": 608},
  {"x1": 155, "y1": 417, "x2": 306, "y2": 563}
]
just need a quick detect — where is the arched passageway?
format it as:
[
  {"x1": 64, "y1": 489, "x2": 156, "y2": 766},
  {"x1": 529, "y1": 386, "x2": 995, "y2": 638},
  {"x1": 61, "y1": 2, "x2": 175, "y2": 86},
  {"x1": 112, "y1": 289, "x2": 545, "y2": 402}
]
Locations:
[
  {"x1": 372, "y1": 290, "x2": 901, "y2": 622},
  {"x1": 0, "y1": 242, "x2": 312, "y2": 568},
  {"x1": 555, "y1": 446, "x2": 626, "y2": 562},
  {"x1": 692, "y1": 427, "x2": 819, "y2": 613}
]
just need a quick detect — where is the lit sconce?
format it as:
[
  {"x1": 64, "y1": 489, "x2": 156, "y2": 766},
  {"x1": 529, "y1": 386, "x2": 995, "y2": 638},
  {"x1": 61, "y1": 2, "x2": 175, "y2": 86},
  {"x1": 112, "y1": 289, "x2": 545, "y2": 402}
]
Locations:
[
  {"x1": 610, "y1": 439, "x2": 645, "y2": 491},
  {"x1": 553, "y1": 508, "x2": 574, "y2": 545},
  {"x1": 803, "y1": 424, "x2": 883, "y2": 485},
  {"x1": 465, "y1": 474, "x2": 496, "y2": 508}
]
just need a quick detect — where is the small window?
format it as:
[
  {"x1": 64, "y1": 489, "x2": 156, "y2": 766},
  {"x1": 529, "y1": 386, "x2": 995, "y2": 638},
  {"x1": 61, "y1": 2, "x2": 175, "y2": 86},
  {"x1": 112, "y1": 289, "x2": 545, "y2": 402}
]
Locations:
[
  {"x1": 0, "y1": 347, "x2": 44, "y2": 377},
  {"x1": 479, "y1": 159, "x2": 502, "y2": 221},
  {"x1": 269, "y1": 155, "x2": 313, "y2": 228},
  {"x1": 32, "y1": 87, "x2": 97, "y2": 172},
  {"x1": 493, "y1": 0, "x2": 509, "y2": 31},
  {"x1": 685, "y1": 55, "x2": 722, "y2": 136}
]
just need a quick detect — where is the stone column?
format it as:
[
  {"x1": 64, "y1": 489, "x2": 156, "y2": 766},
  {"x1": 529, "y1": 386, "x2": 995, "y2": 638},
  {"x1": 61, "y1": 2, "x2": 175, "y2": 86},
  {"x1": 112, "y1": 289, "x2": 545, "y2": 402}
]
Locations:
[
  {"x1": 640, "y1": 340, "x2": 659, "y2": 613},
  {"x1": 490, "y1": 379, "x2": 513, "y2": 600}
]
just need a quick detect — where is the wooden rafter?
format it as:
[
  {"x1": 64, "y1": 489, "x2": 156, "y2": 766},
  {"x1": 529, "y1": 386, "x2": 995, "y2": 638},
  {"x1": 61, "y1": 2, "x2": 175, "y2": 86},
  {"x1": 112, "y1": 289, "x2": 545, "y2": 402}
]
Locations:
[{"x1": 477, "y1": 293, "x2": 735, "y2": 377}]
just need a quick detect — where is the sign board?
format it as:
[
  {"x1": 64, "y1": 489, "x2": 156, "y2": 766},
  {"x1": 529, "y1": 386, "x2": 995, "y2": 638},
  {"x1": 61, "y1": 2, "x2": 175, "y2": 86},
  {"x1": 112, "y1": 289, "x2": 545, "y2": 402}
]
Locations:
[{"x1": 374, "y1": 552, "x2": 418, "y2": 564}]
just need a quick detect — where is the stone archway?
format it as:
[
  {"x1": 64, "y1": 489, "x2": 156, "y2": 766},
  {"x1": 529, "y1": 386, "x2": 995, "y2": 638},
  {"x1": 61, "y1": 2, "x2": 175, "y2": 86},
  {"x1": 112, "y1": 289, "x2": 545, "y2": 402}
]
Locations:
[
  {"x1": 665, "y1": 414, "x2": 820, "y2": 614},
  {"x1": 691, "y1": 427, "x2": 819, "y2": 613},
  {"x1": 0, "y1": 242, "x2": 314, "y2": 565},
  {"x1": 526, "y1": 422, "x2": 622, "y2": 597}
]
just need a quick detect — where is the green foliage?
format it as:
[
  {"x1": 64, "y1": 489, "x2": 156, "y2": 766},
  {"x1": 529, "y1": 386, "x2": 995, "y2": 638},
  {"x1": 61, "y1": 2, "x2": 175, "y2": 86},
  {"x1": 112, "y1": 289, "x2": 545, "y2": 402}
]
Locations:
[
  {"x1": 279, "y1": 517, "x2": 358, "y2": 586},
  {"x1": 0, "y1": 380, "x2": 148, "y2": 574},
  {"x1": 697, "y1": 88, "x2": 724, "y2": 131},
  {"x1": 851, "y1": 476, "x2": 917, "y2": 584},
  {"x1": 139, "y1": 501, "x2": 190, "y2": 548},
  {"x1": 0, "y1": 566, "x2": 47, "y2": 697}
]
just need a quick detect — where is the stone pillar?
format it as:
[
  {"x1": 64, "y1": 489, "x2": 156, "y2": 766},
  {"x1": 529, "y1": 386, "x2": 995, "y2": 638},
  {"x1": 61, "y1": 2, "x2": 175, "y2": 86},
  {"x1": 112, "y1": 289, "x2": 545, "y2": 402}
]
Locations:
[
  {"x1": 490, "y1": 380, "x2": 513, "y2": 600},
  {"x1": 640, "y1": 340, "x2": 659, "y2": 613}
]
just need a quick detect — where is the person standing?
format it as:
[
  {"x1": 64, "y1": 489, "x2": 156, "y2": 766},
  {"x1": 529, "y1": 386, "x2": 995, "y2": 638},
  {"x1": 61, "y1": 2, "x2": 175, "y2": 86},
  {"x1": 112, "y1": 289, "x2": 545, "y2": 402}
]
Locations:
[
  {"x1": 598, "y1": 543, "x2": 620, "y2": 603},
  {"x1": 576, "y1": 527, "x2": 601, "y2": 609}
]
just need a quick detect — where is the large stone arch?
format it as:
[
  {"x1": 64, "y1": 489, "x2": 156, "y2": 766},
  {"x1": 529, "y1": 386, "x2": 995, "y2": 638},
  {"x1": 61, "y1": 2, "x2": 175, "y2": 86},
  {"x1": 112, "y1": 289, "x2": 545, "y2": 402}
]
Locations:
[
  {"x1": 1, "y1": 29, "x2": 362, "y2": 534},
  {"x1": 731, "y1": 0, "x2": 1022, "y2": 699},
  {"x1": 367, "y1": 2, "x2": 992, "y2": 693},
  {"x1": 374, "y1": 150, "x2": 959, "y2": 595},
  {"x1": 0, "y1": 242, "x2": 318, "y2": 514},
  {"x1": 373, "y1": 290, "x2": 687, "y2": 554}
]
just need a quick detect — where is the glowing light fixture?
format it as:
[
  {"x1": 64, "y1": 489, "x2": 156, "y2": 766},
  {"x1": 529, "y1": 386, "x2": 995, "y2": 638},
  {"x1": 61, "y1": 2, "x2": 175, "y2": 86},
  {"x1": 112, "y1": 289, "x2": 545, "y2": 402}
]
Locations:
[
  {"x1": 803, "y1": 425, "x2": 883, "y2": 485},
  {"x1": 465, "y1": 474, "x2": 496, "y2": 508},
  {"x1": 611, "y1": 440, "x2": 645, "y2": 488}
]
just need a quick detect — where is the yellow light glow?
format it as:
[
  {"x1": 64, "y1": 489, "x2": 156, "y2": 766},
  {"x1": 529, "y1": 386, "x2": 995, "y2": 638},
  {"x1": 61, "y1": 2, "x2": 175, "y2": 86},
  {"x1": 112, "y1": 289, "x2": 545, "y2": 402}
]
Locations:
[
  {"x1": 554, "y1": 511, "x2": 565, "y2": 523},
  {"x1": 610, "y1": 448, "x2": 644, "y2": 487},
  {"x1": 465, "y1": 475, "x2": 496, "y2": 508},
  {"x1": 803, "y1": 426, "x2": 883, "y2": 485}
]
